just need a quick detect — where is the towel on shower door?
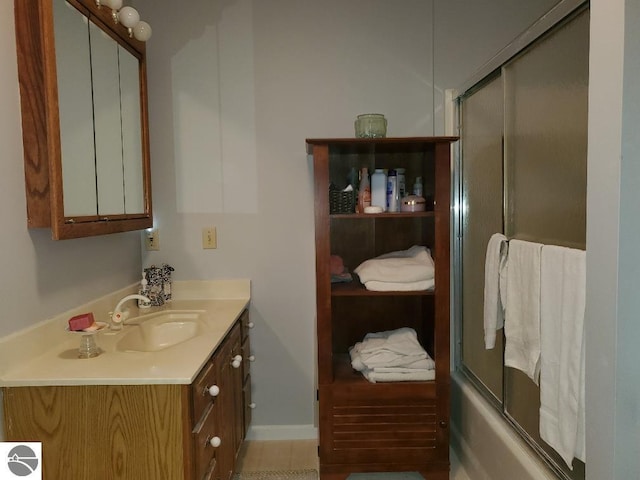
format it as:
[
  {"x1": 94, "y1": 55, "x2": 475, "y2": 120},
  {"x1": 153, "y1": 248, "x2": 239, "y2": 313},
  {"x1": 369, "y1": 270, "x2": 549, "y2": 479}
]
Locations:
[
  {"x1": 539, "y1": 245, "x2": 586, "y2": 469},
  {"x1": 483, "y1": 233, "x2": 509, "y2": 349},
  {"x1": 504, "y1": 239, "x2": 543, "y2": 384}
]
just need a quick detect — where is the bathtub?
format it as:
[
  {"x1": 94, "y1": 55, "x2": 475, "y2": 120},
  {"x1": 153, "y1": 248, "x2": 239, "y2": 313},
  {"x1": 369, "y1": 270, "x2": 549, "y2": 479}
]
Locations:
[{"x1": 450, "y1": 371, "x2": 558, "y2": 480}]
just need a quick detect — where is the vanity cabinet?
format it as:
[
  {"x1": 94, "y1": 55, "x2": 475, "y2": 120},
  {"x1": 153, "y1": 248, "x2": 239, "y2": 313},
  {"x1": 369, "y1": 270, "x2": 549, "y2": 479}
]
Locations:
[
  {"x1": 14, "y1": 0, "x2": 152, "y2": 239},
  {"x1": 307, "y1": 137, "x2": 456, "y2": 480},
  {"x1": 2, "y1": 312, "x2": 252, "y2": 480}
]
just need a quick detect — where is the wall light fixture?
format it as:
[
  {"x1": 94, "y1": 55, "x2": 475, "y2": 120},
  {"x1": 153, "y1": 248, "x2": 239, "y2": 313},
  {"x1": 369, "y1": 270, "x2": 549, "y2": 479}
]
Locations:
[{"x1": 95, "y1": 0, "x2": 152, "y2": 42}]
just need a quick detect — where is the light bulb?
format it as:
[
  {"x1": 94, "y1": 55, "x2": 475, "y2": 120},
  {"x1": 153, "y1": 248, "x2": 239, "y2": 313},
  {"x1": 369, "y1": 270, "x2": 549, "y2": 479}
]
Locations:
[
  {"x1": 101, "y1": 0, "x2": 122, "y2": 8},
  {"x1": 133, "y1": 21, "x2": 152, "y2": 42},
  {"x1": 118, "y1": 6, "x2": 140, "y2": 28}
]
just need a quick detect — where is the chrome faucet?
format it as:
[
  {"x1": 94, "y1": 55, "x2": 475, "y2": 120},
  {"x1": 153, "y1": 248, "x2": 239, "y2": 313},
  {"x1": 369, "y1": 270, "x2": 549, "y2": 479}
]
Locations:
[{"x1": 110, "y1": 294, "x2": 150, "y2": 330}]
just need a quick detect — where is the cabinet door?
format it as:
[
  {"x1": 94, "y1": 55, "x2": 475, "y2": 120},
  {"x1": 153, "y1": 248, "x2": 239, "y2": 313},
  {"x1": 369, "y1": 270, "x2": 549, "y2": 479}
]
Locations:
[
  {"x1": 53, "y1": 0, "x2": 96, "y2": 217},
  {"x1": 216, "y1": 335, "x2": 236, "y2": 480},
  {"x1": 231, "y1": 326, "x2": 245, "y2": 452},
  {"x1": 91, "y1": 22, "x2": 125, "y2": 216},
  {"x1": 119, "y1": 44, "x2": 146, "y2": 214},
  {"x1": 3, "y1": 385, "x2": 186, "y2": 480},
  {"x1": 319, "y1": 383, "x2": 445, "y2": 466}
]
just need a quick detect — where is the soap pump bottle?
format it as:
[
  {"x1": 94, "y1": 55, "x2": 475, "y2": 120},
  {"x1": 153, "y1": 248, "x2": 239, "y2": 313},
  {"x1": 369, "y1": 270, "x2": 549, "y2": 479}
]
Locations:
[{"x1": 138, "y1": 271, "x2": 152, "y2": 308}]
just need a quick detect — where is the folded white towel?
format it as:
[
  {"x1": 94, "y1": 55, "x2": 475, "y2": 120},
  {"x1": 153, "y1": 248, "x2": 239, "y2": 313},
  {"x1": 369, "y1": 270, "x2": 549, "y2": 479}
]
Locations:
[
  {"x1": 363, "y1": 368, "x2": 435, "y2": 383},
  {"x1": 349, "y1": 327, "x2": 435, "y2": 374},
  {"x1": 364, "y1": 278, "x2": 434, "y2": 292},
  {"x1": 504, "y1": 239, "x2": 543, "y2": 384},
  {"x1": 372, "y1": 359, "x2": 435, "y2": 372},
  {"x1": 354, "y1": 246, "x2": 435, "y2": 284},
  {"x1": 483, "y1": 233, "x2": 508, "y2": 349},
  {"x1": 539, "y1": 245, "x2": 586, "y2": 469}
]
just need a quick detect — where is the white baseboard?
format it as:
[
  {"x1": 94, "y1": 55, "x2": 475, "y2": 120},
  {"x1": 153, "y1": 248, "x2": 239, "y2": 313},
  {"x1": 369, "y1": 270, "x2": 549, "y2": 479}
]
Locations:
[{"x1": 246, "y1": 424, "x2": 318, "y2": 441}]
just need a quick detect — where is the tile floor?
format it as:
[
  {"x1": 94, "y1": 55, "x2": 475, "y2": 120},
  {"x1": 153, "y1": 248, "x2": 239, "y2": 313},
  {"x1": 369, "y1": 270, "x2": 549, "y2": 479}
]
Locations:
[{"x1": 236, "y1": 440, "x2": 471, "y2": 479}]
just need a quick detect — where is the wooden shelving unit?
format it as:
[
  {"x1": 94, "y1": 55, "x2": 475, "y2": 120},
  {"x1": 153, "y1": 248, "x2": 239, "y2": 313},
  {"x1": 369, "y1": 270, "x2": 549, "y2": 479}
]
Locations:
[{"x1": 308, "y1": 137, "x2": 456, "y2": 480}]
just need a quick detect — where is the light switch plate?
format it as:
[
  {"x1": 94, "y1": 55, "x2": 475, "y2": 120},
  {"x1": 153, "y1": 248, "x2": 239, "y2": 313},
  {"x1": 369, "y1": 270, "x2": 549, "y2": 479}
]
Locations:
[{"x1": 202, "y1": 227, "x2": 217, "y2": 249}]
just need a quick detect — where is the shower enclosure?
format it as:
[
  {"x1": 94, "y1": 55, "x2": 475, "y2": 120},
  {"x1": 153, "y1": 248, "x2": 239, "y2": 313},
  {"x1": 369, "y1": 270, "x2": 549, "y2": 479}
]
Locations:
[{"x1": 455, "y1": 4, "x2": 588, "y2": 479}]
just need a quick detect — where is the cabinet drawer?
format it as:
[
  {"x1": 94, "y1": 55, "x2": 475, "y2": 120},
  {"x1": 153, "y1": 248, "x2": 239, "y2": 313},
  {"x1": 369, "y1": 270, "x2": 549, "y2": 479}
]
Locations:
[
  {"x1": 239, "y1": 310, "x2": 251, "y2": 342},
  {"x1": 192, "y1": 360, "x2": 218, "y2": 423},
  {"x1": 243, "y1": 374, "x2": 252, "y2": 435},
  {"x1": 193, "y1": 403, "x2": 221, "y2": 480},
  {"x1": 201, "y1": 457, "x2": 218, "y2": 480},
  {"x1": 241, "y1": 336, "x2": 251, "y2": 382}
]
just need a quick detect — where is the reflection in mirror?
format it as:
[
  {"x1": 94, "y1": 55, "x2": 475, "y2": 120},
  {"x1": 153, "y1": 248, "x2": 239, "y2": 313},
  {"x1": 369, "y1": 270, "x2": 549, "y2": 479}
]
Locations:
[
  {"x1": 55, "y1": 1, "x2": 146, "y2": 218},
  {"x1": 119, "y1": 46, "x2": 145, "y2": 214},
  {"x1": 91, "y1": 22, "x2": 125, "y2": 216},
  {"x1": 53, "y1": 0, "x2": 96, "y2": 217}
]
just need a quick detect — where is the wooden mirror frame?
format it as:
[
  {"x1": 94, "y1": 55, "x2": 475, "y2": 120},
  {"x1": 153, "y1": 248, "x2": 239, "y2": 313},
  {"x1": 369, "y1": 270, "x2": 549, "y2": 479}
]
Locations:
[{"x1": 14, "y1": 0, "x2": 153, "y2": 239}]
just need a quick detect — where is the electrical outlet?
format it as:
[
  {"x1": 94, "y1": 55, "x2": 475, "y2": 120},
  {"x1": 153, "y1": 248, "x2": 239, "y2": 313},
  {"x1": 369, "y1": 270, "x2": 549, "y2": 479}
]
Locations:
[
  {"x1": 202, "y1": 227, "x2": 217, "y2": 249},
  {"x1": 145, "y1": 229, "x2": 159, "y2": 251}
]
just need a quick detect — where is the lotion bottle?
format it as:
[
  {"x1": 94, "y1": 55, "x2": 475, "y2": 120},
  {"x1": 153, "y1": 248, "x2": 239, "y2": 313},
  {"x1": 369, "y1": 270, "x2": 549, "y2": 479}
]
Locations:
[
  {"x1": 371, "y1": 169, "x2": 387, "y2": 210},
  {"x1": 357, "y1": 167, "x2": 371, "y2": 213}
]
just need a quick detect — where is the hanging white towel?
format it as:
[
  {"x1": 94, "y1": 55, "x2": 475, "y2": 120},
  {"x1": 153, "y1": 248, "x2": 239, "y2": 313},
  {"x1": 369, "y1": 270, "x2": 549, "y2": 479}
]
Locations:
[
  {"x1": 483, "y1": 233, "x2": 509, "y2": 349},
  {"x1": 539, "y1": 245, "x2": 586, "y2": 469},
  {"x1": 504, "y1": 239, "x2": 543, "y2": 384}
]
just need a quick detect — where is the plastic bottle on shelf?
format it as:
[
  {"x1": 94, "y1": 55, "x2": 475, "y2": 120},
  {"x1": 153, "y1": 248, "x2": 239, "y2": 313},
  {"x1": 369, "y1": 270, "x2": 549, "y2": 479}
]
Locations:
[
  {"x1": 396, "y1": 168, "x2": 406, "y2": 198},
  {"x1": 413, "y1": 176, "x2": 424, "y2": 197},
  {"x1": 357, "y1": 167, "x2": 371, "y2": 213},
  {"x1": 386, "y1": 169, "x2": 399, "y2": 212},
  {"x1": 370, "y1": 169, "x2": 387, "y2": 211}
]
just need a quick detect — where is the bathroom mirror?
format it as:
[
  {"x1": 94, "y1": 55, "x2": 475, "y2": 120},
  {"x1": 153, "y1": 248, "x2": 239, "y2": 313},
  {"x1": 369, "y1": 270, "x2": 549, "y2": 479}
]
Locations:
[{"x1": 15, "y1": 0, "x2": 152, "y2": 239}]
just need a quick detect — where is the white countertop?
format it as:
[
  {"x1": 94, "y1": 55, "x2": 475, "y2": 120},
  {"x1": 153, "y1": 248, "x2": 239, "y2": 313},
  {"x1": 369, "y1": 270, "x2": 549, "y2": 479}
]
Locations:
[{"x1": 0, "y1": 280, "x2": 250, "y2": 387}]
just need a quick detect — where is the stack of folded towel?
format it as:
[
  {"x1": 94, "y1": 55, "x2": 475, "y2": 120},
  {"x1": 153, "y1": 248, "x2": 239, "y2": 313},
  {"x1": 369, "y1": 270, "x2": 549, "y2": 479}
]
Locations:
[
  {"x1": 354, "y1": 246, "x2": 435, "y2": 291},
  {"x1": 349, "y1": 327, "x2": 436, "y2": 383}
]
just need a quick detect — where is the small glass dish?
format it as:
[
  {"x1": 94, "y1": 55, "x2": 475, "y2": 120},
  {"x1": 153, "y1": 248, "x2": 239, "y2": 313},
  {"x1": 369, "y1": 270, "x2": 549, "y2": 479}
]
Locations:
[
  {"x1": 66, "y1": 322, "x2": 108, "y2": 358},
  {"x1": 355, "y1": 114, "x2": 387, "y2": 138}
]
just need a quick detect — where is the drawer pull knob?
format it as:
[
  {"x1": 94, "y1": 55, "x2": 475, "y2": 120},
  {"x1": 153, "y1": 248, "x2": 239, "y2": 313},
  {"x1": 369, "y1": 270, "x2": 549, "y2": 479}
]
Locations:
[
  {"x1": 207, "y1": 436, "x2": 222, "y2": 448},
  {"x1": 439, "y1": 421, "x2": 448, "y2": 428},
  {"x1": 248, "y1": 355, "x2": 256, "y2": 362},
  {"x1": 249, "y1": 403, "x2": 256, "y2": 409},
  {"x1": 205, "y1": 385, "x2": 220, "y2": 397},
  {"x1": 247, "y1": 322, "x2": 255, "y2": 329},
  {"x1": 231, "y1": 355, "x2": 243, "y2": 369}
]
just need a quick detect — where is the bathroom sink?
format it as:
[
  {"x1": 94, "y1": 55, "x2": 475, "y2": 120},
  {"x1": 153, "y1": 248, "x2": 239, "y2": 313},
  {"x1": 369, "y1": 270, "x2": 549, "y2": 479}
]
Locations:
[{"x1": 116, "y1": 311, "x2": 206, "y2": 352}]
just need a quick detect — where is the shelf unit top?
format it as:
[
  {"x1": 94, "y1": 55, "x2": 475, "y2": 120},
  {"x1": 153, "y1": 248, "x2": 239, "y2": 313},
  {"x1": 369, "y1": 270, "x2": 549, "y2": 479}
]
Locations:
[{"x1": 305, "y1": 136, "x2": 459, "y2": 155}]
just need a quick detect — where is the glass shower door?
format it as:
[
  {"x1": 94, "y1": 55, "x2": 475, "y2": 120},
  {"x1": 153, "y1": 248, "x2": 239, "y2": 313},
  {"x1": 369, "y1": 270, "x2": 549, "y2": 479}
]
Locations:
[{"x1": 458, "y1": 7, "x2": 589, "y2": 479}]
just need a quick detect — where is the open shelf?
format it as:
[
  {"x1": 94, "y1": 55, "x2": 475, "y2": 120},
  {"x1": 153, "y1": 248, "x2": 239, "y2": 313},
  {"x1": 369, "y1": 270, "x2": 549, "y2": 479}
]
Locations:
[
  {"x1": 331, "y1": 281, "x2": 435, "y2": 297},
  {"x1": 331, "y1": 211, "x2": 435, "y2": 219},
  {"x1": 332, "y1": 354, "x2": 437, "y2": 390}
]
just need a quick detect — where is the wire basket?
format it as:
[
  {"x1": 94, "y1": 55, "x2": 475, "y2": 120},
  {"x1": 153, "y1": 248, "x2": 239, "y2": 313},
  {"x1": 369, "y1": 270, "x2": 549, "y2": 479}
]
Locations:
[{"x1": 329, "y1": 187, "x2": 356, "y2": 214}]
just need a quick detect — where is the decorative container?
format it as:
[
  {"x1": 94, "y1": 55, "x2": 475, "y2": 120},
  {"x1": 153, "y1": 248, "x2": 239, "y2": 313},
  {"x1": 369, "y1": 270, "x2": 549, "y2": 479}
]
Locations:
[{"x1": 354, "y1": 114, "x2": 387, "y2": 138}]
